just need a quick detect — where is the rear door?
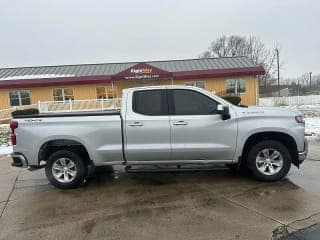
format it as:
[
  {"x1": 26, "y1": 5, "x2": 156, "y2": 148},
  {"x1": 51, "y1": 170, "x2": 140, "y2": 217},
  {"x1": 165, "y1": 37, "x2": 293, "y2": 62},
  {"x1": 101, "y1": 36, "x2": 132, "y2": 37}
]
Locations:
[
  {"x1": 124, "y1": 89, "x2": 171, "y2": 162},
  {"x1": 168, "y1": 89, "x2": 237, "y2": 161}
]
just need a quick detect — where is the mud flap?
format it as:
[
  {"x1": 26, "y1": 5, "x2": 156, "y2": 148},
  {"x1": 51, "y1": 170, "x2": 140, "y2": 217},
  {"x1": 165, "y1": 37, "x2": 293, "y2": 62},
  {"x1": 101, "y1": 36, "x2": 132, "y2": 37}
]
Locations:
[{"x1": 292, "y1": 158, "x2": 299, "y2": 168}]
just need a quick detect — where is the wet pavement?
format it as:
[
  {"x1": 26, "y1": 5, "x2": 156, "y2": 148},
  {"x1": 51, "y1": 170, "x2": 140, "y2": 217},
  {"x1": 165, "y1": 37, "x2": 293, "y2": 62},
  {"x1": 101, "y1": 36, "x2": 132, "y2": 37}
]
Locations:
[
  {"x1": 0, "y1": 140, "x2": 319, "y2": 240},
  {"x1": 283, "y1": 224, "x2": 320, "y2": 240}
]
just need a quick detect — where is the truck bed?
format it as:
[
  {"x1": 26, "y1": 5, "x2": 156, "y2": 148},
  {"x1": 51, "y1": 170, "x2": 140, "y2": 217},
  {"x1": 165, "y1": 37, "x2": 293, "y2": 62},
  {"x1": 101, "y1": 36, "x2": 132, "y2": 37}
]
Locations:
[{"x1": 12, "y1": 110, "x2": 123, "y2": 166}]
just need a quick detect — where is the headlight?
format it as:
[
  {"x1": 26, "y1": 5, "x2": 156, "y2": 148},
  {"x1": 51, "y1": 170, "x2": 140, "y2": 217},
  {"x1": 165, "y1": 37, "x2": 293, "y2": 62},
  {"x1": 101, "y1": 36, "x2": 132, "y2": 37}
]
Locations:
[{"x1": 295, "y1": 116, "x2": 305, "y2": 124}]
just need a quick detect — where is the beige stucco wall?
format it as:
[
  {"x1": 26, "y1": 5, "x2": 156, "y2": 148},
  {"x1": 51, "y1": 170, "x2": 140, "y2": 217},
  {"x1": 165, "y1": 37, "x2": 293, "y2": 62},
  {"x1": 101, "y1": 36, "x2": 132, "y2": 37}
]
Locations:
[{"x1": 0, "y1": 75, "x2": 258, "y2": 110}]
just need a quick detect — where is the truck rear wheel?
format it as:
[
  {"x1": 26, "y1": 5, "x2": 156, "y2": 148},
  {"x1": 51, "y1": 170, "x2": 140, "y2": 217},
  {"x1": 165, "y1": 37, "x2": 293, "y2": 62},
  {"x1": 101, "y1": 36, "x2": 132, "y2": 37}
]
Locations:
[
  {"x1": 45, "y1": 150, "x2": 87, "y2": 189},
  {"x1": 247, "y1": 140, "x2": 291, "y2": 181}
]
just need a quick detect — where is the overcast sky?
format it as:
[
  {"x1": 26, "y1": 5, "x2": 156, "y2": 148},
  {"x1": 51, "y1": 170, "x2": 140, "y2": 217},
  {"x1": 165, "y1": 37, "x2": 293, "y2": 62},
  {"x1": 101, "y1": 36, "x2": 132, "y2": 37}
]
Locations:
[{"x1": 0, "y1": 0, "x2": 319, "y2": 78}]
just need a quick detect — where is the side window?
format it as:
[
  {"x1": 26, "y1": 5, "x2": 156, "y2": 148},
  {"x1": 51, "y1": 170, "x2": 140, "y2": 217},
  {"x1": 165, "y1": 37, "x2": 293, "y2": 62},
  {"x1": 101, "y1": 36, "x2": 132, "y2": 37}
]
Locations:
[
  {"x1": 172, "y1": 90, "x2": 218, "y2": 115},
  {"x1": 132, "y1": 90, "x2": 168, "y2": 116}
]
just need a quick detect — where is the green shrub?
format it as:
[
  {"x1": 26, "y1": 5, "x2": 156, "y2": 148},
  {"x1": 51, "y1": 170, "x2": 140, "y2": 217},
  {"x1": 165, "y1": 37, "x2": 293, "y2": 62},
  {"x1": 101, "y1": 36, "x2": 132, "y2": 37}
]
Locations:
[
  {"x1": 11, "y1": 108, "x2": 39, "y2": 117},
  {"x1": 221, "y1": 96, "x2": 241, "y2": 105}
]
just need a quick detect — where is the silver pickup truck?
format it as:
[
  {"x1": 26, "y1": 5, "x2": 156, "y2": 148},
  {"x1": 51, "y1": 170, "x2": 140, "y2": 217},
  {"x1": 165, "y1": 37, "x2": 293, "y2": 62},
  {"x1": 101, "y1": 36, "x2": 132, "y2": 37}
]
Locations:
[{"x1": 10, "y1": 86, "x2": 308, "y2": 189}]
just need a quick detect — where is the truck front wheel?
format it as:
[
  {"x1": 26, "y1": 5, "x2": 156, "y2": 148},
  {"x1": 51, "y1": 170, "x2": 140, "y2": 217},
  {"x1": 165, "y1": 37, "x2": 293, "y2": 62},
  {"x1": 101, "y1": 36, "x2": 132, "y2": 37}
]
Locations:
[
  {"x1": 247, "y1": 140, "x2": 291, "y2": 181},
  {"x1": 45, "y1": 150, "x2": 87, "y2": 189}
]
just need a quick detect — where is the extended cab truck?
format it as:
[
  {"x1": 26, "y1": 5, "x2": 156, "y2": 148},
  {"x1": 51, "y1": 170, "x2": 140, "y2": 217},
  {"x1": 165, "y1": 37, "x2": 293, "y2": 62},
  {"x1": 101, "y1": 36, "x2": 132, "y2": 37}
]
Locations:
[{"x1": 10, "y1": 86, "x2": 308, "y2": 189}]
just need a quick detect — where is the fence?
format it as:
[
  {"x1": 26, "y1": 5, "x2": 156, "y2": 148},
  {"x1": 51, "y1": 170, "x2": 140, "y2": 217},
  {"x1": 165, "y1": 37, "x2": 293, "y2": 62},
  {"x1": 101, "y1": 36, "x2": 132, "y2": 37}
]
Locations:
[
  {"x1": 259, "y1": 95, "x2": 320, "y2": 106},
  {"x1": 38, "y1": 98, "x2": 121, "y2": 113},
  {"x1": 0, "y1": 99, "x2": 121, "y2": 122}
]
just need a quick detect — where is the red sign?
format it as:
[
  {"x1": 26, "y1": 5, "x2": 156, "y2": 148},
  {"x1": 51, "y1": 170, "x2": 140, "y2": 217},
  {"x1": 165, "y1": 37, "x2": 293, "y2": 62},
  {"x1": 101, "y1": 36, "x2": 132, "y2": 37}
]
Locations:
[{"x1": 112, "y1": 62, "x2": 172, "y2": 81}]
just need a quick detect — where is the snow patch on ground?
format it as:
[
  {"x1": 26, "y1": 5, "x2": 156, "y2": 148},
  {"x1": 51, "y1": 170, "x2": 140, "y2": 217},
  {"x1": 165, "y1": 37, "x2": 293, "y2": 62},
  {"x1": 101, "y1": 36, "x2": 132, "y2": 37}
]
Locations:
[
  {"x1": 259, "y1": 95, "x2": 320, "y2": 106},
  {"x1": 0, "y1": 124, "x2": 12, "y2": 156},
  {"x1": 0, "y1": 145, "x2": 13, "y2": 156},
  {"x1": 298, "y1": 105, "x2": 320, "y2": 140},
  {"x1": 305, "y1": 118, "x2": 320, "y2": 140}
]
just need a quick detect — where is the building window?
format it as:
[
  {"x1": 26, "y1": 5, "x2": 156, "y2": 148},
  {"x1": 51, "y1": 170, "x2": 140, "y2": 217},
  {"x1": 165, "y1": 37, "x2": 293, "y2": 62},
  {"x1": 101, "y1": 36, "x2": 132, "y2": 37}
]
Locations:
[
  {"x1": 185, "y1": 81, "x2": 205, "y2": 89},
  {"x1": 226, "y1": 78, "x2": 246, "y2": 94},
  {"x1": 9, "y1": 90, "x2": 31, "y2": 106},
  {"x1": 96, "y1": 87, "x2": 107, "y2": 99},
  {"x1": 96, "y1": 86, "x2": 115, "y2": 99},
  {"x1": 53, "y1": 88, "x2": 74, "y2": 102}
]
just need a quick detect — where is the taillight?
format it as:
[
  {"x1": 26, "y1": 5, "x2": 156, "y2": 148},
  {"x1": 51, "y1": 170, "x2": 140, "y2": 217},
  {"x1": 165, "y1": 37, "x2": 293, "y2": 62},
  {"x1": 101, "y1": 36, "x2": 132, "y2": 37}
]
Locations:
[
  {"x1": 10, "y1": 121, "x2": 18, "y2": 145},
  {"x1": 10, "y1": 121, "x2": 18, "y2": 130},
  {"x1": 10, "y1": 133, "x2": 16, "y2": 145}
]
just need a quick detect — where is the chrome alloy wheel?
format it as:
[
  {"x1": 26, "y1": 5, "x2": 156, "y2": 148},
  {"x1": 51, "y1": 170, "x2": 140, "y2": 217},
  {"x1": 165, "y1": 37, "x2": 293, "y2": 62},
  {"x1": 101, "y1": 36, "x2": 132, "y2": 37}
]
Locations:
[
  {"x1": 52, "y1": 158, "x2": 77, "y2": 183},
  {"x1": 255, "y1": 148, "x2": 284, "y2": 176}
]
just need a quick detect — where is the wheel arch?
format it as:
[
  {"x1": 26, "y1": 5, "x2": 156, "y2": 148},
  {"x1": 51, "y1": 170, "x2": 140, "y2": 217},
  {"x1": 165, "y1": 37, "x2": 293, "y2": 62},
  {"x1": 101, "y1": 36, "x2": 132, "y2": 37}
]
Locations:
[
  {"x1": 241, "y1": 131, "x2": 299, "y2": 167},
  {"x1": 38, "y1": 139, "x2": 92, "y2": 165}
]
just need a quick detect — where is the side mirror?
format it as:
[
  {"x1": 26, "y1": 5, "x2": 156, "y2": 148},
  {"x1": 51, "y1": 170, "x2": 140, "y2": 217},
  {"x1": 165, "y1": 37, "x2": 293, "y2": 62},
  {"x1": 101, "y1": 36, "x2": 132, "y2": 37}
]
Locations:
[{"x1": 217, "y1": 104, "x2": 231, "y2": 120}]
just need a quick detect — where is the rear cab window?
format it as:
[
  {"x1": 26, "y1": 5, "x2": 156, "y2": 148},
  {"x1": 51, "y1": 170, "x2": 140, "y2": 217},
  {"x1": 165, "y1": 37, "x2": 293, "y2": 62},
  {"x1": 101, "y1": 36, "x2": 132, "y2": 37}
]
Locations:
[{"x1": 132, "y1": 89, "x2": 168, "y2": 116}]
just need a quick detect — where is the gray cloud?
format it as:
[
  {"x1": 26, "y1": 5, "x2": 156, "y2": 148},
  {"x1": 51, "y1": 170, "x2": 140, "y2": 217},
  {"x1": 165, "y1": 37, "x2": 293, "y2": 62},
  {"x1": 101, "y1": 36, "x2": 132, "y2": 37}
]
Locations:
[{"x1": 0, "y1": 0, "x2": 319, "y2": 78}]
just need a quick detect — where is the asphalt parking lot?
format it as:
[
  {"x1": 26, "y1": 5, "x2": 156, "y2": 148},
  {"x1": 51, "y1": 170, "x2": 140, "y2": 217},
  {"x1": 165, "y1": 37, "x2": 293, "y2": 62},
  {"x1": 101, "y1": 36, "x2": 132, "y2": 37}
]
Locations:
[{"x1": 0, "y1": 140, "x2": 320, "y2": 240}]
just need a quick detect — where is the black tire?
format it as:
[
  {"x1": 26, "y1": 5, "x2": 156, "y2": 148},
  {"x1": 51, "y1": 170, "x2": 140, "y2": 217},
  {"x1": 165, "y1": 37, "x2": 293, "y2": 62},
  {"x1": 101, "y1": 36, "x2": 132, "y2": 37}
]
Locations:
[
  {"x1": 247, "y1": 140, "x2": 291, "y2": 181},
  {"x1": 45, "y1": 150, "x2": 87, "y2": 189}
]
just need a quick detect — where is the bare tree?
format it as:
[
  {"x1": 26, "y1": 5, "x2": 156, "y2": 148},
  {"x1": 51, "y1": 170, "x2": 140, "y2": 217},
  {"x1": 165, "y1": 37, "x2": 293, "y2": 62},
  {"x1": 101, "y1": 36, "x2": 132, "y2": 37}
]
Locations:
[{"x1": 199, "y1": 35, "x2": 279, "y2": 88}]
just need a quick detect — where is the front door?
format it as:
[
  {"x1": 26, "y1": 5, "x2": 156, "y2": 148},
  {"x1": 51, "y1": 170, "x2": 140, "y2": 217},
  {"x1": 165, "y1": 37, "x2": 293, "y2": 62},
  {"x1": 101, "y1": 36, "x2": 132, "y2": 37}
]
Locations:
[
  {"x1": 125, "y1": 89, "x2": 171, "y2": 162},
  {"x1": 169, "y1": 89, "x2": 237, "y2": 161}
]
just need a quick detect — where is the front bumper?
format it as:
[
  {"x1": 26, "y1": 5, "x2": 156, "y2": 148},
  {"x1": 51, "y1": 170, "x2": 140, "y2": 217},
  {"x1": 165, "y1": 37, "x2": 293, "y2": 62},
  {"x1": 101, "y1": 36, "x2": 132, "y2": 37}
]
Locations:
[
  {"x1": 11, "y1": 153, "x2": 28, "y2": 168},
  {"x1": 298, "y1": 139, "x2": 308, "y2": 163}
]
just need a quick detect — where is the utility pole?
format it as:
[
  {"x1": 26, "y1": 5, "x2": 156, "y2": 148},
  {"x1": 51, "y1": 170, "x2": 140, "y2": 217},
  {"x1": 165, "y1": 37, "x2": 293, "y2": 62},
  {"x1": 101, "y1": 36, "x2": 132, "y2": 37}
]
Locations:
[
  {"x1": 276, "y1": 49, "x2": 280, "y2": 96},
  {"x1": 309, "y1": 72, "x2": 312, "y2": 87},
  {"x1": 297, "y1": 79, "x2": 300, "y2": 105}
]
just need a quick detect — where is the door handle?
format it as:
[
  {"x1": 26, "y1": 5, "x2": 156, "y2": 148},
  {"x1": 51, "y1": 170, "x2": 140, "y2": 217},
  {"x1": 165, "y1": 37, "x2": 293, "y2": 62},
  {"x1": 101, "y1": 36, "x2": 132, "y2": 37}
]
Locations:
[
  {"x1": 128, "y1": 122, "x2": 144, "y2": 127},
  {"x1": 172, "y1": 121, "x2": 188, "y2": 126}
]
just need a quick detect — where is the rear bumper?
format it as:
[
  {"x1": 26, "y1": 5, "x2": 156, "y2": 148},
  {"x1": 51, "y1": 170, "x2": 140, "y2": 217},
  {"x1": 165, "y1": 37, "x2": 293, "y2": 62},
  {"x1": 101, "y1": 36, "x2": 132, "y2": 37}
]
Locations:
[
  {"x1": 298, "y1": 139, "x2": 308, "y2": 163},
  {"x1": 11, "y1": 153, "x2": 28, "y2": 168}
]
